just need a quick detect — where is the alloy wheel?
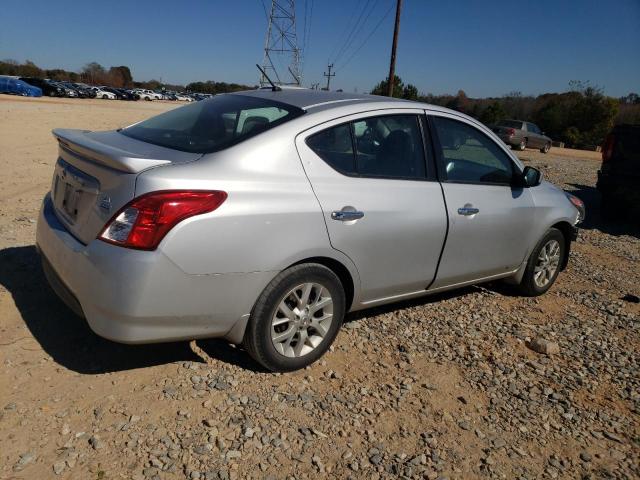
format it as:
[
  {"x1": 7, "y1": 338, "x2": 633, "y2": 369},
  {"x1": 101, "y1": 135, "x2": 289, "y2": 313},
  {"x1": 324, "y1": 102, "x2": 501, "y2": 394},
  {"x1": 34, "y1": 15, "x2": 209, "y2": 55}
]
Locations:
[
  {"x1": 534, "y1": 239, "x2": 561, "y2": 287},
  {"x1": 270, "y1": 282, "x2": 333, "y2": 358}
]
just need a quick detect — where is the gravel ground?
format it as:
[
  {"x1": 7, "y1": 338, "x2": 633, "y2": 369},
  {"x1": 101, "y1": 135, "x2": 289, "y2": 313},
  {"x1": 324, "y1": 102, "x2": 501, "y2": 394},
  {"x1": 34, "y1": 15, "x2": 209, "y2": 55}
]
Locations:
[{"x1": 0, "y1": 97, "x2": 638, "y2": 479}]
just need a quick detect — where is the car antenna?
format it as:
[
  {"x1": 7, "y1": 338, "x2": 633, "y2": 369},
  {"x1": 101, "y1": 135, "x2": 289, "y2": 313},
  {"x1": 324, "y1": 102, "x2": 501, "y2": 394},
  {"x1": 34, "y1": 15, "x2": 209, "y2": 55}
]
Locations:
[{"x1": 256, "y1": 64, "x2": 281, "y2": 92}]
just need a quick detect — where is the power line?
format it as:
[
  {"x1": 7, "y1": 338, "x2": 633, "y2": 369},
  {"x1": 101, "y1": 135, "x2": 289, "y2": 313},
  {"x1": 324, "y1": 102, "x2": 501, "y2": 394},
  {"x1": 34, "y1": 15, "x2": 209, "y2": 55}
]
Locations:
[
  {"x1": 336, "y1": 2, "x2": 394, "y2": 72},
  {"x1": 301, "y1": 0, "x2": 314, "y2": 72},
  {"x1": 327, "y1": 0, "x2": 364, "y2": 62},
  {"x1": 331, "y1": 0, "x2": 373, "y2": 65},
  {"x1": 333, "y1": 0, "x2": 381, "y2": 66}
]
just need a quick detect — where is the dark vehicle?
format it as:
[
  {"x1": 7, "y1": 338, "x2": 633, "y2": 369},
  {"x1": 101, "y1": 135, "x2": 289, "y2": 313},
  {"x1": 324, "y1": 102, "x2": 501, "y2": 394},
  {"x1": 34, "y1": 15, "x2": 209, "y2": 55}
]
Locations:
[
  {"x1": 56, "y1": 82, "x2": 88, "y2": 98},
  {"x1": 493, "y1": 120, "x2": 552, "y2": 153},
  {"x1": 0, "y1": 76, "x2": 42, "y2": 96},
  {"x1": 597, "y1": 124, "x2": 640, "y2": 220},
  {"x1": 19, "y1": 77, "x2": 65, "y2": 97},
  {"x1": 72, "y1": 83, "x2": 97, "y2": 98},
  {"x1": 102, "y1": 87, "x2": 136, "y2": 100},
  {"x1": 124, "y1": 89, "x2": 140, "y2": 100}
]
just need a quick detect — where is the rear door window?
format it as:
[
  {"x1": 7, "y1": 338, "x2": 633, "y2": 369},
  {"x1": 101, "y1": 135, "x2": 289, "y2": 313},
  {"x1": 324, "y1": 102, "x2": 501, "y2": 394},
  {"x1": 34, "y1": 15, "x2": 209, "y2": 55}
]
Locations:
[
  {"x1": 305, "y1": 124, "x2": 355, "y2": 174},
  {"x1": 306, "y1": 114, "x2": 427, "y2": 180},
  {"x1": 352, "y1": 115, "x2": 426, "y2": 179}
]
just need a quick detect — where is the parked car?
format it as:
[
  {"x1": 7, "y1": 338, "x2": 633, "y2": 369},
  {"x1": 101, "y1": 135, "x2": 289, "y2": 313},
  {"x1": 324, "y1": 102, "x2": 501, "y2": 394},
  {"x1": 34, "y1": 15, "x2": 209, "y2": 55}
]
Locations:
[
  {"x1": 19, "y1": 77, "x2": 65, "y2": 97},
  {"x1": 493, "y1": 120, "x2": 552, "y2": 153},
  {"x1": 36, "y1": 90, "x2": 585, "y2": 371},
  {"x1": 99, "y1": 87, "x2": 125, "y2": 100},
  {"x1": 175, "y1": 93, "x2": 194, "y2": 102},
  {"x1": 53, "y1": 82, "x2": 78, "y2": 98},
  {"x1": 91, "y1": 87, "x2": 116, "y2": 99},
  {"x1": 133, "y1": 89, "x2": 162, "y2": 101},
  {"x1": 597, "y1": 124, "x2": 640, "y2": 220},
  {"x1": 56, "y1": 82, "x2": 89, "y2": 98},
  {"x1": 0, "y1": 76, "x2": 43, "y2": 96}
]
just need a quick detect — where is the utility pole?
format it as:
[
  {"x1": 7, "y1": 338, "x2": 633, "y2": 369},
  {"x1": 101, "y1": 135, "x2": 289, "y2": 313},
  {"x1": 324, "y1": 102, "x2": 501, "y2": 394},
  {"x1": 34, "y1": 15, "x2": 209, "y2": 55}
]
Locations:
[
  {"x1": 261, "y1": 0, "x2": 302, "y2": 86},
  {"x1": 323, "y1": 63, "x2": 335, "y2": 91},
  {"x1": 386, "y1": 0, "x2": 403, "y2": 97}
]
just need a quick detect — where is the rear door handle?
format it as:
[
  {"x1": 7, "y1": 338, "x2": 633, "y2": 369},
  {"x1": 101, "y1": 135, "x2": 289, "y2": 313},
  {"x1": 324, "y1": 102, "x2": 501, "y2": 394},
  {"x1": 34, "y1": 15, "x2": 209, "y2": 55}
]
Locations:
[
  {"x1": 457, "y1": 206, "x2": 479, "y2": 216},
  {"x1": 331, "y1": 210, "x2": 364, "y2": 221}
]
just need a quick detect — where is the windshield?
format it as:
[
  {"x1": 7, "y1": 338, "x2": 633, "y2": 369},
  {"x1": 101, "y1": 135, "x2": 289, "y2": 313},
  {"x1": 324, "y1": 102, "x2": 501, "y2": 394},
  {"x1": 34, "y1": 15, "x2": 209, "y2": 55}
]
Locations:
[{"x1": 121, "y1": 94, "x2": 304, "y2": 154}]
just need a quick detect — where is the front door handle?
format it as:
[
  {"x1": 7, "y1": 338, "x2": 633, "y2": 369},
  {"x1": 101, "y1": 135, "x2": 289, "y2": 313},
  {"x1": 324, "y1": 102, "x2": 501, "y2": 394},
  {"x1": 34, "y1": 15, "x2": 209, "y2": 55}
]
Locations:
[
  {"x1": 457, "y1": 206, "x2": 479, "y2": 216},
  {"x1": 331, "y1": 210, "x2": 364, "y2": 221}
]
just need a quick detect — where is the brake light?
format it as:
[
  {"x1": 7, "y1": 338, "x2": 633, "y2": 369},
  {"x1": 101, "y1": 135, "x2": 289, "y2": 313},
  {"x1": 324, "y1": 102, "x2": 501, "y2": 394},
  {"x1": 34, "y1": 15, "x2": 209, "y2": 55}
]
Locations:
[
  {"x1": 99, "y1": 190, "x2": 227, "y2": 250},
  {"x1": 602, "y1": 133, "x2": 615, "y2": 163}
]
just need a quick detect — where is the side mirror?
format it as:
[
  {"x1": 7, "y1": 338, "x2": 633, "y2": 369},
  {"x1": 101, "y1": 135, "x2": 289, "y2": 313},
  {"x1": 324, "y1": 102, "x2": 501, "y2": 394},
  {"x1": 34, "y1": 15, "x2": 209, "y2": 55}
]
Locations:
[{"x1": 522, "y1": 166, "x2": 542, "y2": 187}]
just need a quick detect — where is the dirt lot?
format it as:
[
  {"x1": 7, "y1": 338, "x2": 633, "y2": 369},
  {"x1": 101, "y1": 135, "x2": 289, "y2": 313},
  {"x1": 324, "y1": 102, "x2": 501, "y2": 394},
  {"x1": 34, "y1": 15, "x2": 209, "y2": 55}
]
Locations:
[{"x1": 0, "y1": 96, "x2": 638, "y2": 480}]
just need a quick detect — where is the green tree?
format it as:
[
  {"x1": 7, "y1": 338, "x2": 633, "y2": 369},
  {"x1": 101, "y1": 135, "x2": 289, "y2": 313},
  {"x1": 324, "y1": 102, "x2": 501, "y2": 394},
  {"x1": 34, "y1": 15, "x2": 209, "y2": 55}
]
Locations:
[
  {"x1": 402, "y1": 84, "x2": 418, "y2": 101},
  {"x1": 371, "y1": 75, "x2": 404, "y2": 98},
  {"x1": 479, "y1": 101, "x2": 507, "y2": 126}
]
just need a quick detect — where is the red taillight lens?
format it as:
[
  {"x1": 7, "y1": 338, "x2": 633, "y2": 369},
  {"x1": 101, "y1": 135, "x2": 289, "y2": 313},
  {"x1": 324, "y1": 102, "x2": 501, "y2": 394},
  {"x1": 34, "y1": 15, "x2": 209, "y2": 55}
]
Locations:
[
  {"x1": 99, "y1": 190, "x2": 227, "y2": 250},
  {"x1": 506, "y1": 128, "x2": 515, "y2": 136},
  {"x1": 602, "y1": 133, "x2": 615, "y2": 162}
]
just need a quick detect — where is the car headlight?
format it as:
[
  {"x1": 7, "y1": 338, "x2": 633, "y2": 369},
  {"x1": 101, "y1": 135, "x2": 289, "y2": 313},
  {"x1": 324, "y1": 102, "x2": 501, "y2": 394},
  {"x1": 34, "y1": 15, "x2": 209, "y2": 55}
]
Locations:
[{"x1": 565, "y1": 192, "x2": 585, "y2": 224}]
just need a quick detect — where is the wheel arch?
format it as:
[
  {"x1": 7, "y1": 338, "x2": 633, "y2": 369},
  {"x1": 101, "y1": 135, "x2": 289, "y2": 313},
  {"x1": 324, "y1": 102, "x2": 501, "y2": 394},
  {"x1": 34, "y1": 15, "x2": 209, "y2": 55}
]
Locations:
[
  {"x1": 289, "y1": 256, "x2": 355, "y2": 311},
  {"x1": 550, "y1": 221, "x2": 574, "y2": 270}
]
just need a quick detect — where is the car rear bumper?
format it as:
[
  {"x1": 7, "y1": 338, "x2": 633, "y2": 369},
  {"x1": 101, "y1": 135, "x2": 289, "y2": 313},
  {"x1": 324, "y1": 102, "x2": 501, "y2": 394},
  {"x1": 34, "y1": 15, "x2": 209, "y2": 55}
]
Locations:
[
  {"x1": 497, "y1": 134, "x2": 520, "y2": 146},
  {"x1": 36, "y1": 194, "x2": 273, "y2": 344}
]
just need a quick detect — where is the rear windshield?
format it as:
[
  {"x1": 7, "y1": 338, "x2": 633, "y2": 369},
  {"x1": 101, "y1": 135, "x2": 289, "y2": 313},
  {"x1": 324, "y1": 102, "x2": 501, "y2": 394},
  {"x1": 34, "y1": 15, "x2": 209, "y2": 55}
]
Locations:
[
  {"x1": 121, "y1": 94, "x2": 304, "y2": 153},
  {"x1": 498, "y1": 120, "x2": 523, "y2": 129}
]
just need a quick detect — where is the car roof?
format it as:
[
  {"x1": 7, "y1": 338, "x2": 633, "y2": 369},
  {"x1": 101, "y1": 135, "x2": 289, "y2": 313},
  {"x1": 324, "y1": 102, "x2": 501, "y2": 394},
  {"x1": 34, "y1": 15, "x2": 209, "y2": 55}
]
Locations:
[{"x1": 232, "y1": 88, "x2": 416, "y2": 112}]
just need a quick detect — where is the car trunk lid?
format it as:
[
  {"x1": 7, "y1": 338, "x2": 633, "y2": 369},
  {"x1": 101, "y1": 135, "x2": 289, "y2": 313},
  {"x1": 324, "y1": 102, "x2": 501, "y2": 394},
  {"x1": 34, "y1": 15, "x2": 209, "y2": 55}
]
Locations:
[{"x1": 50, "y1": 128, "x2": 202, "y2": 244}]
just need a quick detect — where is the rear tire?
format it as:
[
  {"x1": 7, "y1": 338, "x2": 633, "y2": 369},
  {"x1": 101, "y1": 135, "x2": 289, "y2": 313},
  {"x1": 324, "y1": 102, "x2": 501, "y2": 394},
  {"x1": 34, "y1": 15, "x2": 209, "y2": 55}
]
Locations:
[
  {"x1": 516, "y1": 228, "x2": 565, "y2": 296},
  {"x1": 518, "y1": 138, "x2": 527, "y2": 151},
  {"x1": 540, "y1": 142, "x2": 550, "y2": 154},
  {"x1": 243, "y1": 263, "x2": 345, "y2": 372}
]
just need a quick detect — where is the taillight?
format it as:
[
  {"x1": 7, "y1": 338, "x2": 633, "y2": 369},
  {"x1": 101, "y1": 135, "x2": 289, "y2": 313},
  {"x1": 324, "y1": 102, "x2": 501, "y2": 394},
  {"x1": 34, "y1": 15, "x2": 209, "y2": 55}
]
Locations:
[
  {"x1": 505, "y1": 128, "x2": 515, "y2": 136},
  {"x1": 602, "y1": 133, "x2": 615, "y2": 163},
  {"x1": 98, "y1": 190, "x2": 227, "y2": 250}
]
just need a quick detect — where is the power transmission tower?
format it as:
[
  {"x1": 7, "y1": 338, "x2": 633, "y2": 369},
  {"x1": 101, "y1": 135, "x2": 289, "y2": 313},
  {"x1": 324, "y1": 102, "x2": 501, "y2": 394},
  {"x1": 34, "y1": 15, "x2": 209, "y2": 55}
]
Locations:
[
  {"x1": 387, "y1": 0, "x2": 403, "y2": 97},
  {"x1": 323, "y1": 63, "x2": 335, "y2": 91},
  {"x1": 261, "y1": 0, "x2": 302, "y2": 86}
]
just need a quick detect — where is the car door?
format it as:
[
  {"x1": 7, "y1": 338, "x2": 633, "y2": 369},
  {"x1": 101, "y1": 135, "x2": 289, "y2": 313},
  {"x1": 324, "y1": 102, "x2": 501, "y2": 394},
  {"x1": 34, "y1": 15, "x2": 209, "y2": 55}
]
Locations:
[
  {"x1": 428, "y1": 113, "x2": 537, "y2": 288},
  {"x1": 296, "y1": 110, "x2": 448, "y2": 303},
  {"x1": 526, "y1": 122, "x2": 541, "y2": 148}
]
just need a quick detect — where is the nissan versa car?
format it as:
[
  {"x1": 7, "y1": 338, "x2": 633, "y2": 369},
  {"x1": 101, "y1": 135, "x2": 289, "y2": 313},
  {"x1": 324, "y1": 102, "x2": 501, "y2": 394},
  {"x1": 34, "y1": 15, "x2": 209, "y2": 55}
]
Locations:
[{"x1": 36, "y1": 90, "x2": 585, "y2": 371}]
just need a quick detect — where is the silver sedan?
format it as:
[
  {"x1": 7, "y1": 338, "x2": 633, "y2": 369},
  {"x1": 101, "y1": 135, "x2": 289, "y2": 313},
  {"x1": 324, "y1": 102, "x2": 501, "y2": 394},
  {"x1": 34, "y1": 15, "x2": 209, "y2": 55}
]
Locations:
[{"x1": 36, "y1": 89, "x2": 585, "y2": 371}]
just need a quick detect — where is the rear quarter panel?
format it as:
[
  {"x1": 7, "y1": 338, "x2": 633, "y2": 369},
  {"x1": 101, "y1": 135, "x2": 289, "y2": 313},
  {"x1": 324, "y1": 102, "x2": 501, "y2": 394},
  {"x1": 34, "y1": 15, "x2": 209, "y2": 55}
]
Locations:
[{"x1": 135, "y1": 128, "x2": 359, "y2": 283}]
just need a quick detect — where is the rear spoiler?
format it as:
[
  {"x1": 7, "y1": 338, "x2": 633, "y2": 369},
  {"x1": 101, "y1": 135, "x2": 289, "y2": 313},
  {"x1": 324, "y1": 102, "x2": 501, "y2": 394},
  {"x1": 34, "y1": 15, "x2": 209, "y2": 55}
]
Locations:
[{"x1": 52, "y1": 128, "x2": 171, "y2": 173}]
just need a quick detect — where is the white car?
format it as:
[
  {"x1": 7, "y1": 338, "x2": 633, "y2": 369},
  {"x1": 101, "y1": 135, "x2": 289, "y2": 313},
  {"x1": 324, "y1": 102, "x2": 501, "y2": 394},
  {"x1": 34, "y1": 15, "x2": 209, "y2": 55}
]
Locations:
[
  {"x1": 175, "y1": 94, "x2": 194, "y2": 102},
  {"x1": 134, "y1": 89, "x2": 162, "y2": 101},
  {"x1": 91, "y1": 87, "x2": 116, "y2": 100}
]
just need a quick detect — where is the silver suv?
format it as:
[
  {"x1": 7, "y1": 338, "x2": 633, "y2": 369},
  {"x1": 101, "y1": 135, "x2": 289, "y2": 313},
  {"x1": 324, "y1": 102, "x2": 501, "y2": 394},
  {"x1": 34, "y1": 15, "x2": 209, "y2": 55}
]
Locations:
[{"x1": 36, "y1": 90, "x2": 585, "y2": 371}]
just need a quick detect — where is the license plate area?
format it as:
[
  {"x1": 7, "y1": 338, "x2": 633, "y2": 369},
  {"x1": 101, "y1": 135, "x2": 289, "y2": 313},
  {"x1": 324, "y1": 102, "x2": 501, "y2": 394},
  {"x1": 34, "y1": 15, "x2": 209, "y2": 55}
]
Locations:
[
  {"x1": 52, "y1": 158, "x2": 100, "y2": 226},
  {"x1": 61, "y1": 181, "x2": 81, "y2": 221}
]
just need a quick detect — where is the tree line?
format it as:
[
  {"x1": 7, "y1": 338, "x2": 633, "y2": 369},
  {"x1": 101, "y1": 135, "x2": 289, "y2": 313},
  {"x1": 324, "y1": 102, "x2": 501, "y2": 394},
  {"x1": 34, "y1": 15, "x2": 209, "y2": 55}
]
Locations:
[
  {"x1": 372, "y1": 77, "x2": 640, "y2": 148},
  {"x1": 0, "y1": 59, "x2": 253, "y2": 94}
]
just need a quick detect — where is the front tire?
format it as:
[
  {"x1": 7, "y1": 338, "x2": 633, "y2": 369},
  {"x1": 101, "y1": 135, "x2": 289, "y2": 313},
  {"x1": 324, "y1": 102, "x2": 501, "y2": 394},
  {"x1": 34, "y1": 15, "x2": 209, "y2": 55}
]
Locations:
[
  {"x1": 517, "y1": 228, "x2": 565, "y2": 296},
  {"x1": 243, "y1": 263, "x2": 345, "y2": 372},
  {"x1": 540, "y1": 142, "x2": 551, "y2": 154}
]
